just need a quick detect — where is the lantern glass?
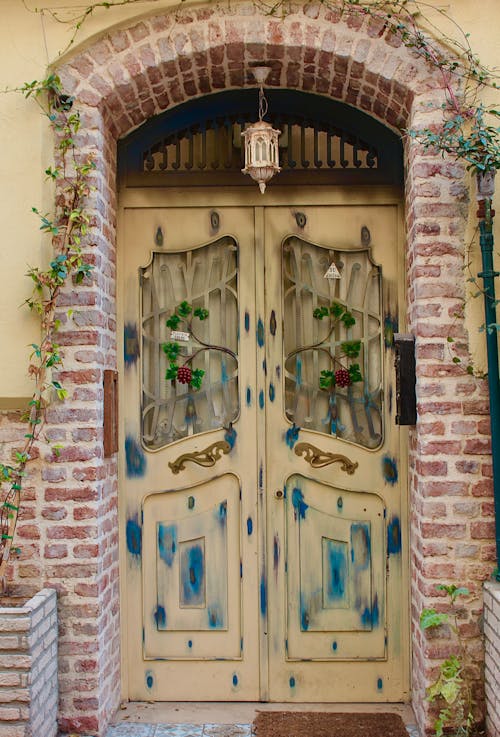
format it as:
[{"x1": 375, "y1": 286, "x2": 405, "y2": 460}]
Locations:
[{"x1": 242, "y1": 120, "x2": 281, "y2": 194}]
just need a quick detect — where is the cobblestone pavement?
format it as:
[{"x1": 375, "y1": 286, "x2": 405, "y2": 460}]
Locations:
[
  {"x1": 105, "y1": 722, "x2": 420, "y2": 736},
  {"x1": 106, "y1": 725, "x2": 253, "y2": 737}
]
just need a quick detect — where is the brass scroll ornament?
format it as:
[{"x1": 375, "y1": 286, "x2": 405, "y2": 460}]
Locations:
[
  {"x1": 168, "y1": 440, "x2": 231, "y2": 475},
  {"x1": 294, "y1": 442, "x2": 358, "y2": 474}
]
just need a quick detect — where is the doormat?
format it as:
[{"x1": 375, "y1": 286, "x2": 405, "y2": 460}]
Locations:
[{"x1": 252, "y1": 711, "x2": 409, "y2": 737}]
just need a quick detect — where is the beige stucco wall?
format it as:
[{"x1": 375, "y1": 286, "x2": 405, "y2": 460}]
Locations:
[{"x1": 0, "y1": 0, "x2": 498, "y2": 398}]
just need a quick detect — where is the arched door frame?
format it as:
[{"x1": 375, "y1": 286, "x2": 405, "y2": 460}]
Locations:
[{"x1": 51, "y1": 5, "x2": 480, "y2": 733}]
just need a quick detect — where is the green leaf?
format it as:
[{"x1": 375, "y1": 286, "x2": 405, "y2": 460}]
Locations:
[
  {"x1": 341, "y1": 340, "x2": 361, "y2": 358},
  {"x1": 313, "y1": 306, "x2": 329, "y2": 320},
  {"x1": 190, "y1": 368, "x2": 205, "y2": 390},
  {"x1": 440, "y1": 678, "x2": 461, "y2": 705},
  {"x1": 162, "y1": 342, "x2": 180, "y2": 361},
  {"x1": 436, "y1": 584, "x2": 469, "y2": 602},
  {"x1": 177, "y1": 300, "x2": 192, "y2": 318},
  {"x1": 165, "y1": 364, "x2": 178, "y2": 381},
  {"x1": 166, "y1": 314, "x2": 181, "y2": 330},
  {"x1": 348, "y1": 364, "x2": 362, "y2": 383},
  {"x1": 341, "y1": 311, "x2": 356, "y2": 328},
  {"x1": 319, "y1": 370, "x2": 336, "y2": 390},
  {"x1": 441, "y1": 655, "x2": 462, "y2": 680},
  {"x1": 420, "y1": 608, "x2": 448, "y2": 629},
  {"x1": 193, "y1": 307, "x2": 209, "y2": 321},
  {"x1": 329, "y1": 302, "x2": 344, "y2": 319}
]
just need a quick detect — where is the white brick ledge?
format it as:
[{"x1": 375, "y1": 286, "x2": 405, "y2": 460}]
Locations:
[
  {"x1": 484, "y1": 581, "x2": 500, "y2": 737},
  {"x1": 0, "y1": 588, "x2": 58, "y2": 737}
]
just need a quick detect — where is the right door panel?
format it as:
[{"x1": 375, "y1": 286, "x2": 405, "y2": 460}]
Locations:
[{"x1": 264, "y1": 205, "x2": 408, "y2": 702}]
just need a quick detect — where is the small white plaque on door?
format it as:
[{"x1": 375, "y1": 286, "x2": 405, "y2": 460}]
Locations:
[
  {"x1": 324, "y1": 262, "x2": 342, "y2": 279},
  {"x1": 170, "y1": 330, "x2": 190, "y2": 342}
]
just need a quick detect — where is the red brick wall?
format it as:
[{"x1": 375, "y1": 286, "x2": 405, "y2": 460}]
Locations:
[{"x1": 2, "y1": 4, "x2": 494, "y2": 735}]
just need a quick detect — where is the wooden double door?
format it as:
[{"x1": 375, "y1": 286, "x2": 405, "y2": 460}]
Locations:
[{"x1": 120, "y1": 192, "x2": 409, "y2": 703}]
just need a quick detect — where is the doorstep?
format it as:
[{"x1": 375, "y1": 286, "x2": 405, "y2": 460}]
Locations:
[{"x1": 106, "y1": 702, "x2": 420, "y2": 737}]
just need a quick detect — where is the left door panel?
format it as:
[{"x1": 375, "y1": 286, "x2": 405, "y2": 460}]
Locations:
[{"x1": 120, "y1": 207, "x2": 260, "y2": 700}]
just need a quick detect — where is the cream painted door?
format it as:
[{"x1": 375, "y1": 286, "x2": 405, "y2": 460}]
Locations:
[
  {"x1": 120, "y1": 200, "x2": 408, "y2": 702},
  {"x1": 263, "y1": 206, "x2": 408, "y2": 702}
]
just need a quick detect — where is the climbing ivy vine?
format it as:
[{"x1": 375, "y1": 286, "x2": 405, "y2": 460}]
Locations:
[{"x1": 0, "y1": 74, "x2": 95, "y2": 589}]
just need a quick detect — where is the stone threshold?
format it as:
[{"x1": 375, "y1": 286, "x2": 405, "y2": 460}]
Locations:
[{"x1": 107, "y1": 703, "x2": 419, "y2": 737}]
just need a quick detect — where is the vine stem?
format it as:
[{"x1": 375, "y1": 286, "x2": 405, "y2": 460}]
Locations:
[{"x1": 0, "y1": 83, "x2": 95, "y2": 592}]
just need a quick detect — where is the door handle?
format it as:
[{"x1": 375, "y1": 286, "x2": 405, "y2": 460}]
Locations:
[
  {"x1": 168, "y1": 440, "x2": 231, "y2": 474},
  {"x1": 294, "y1": 442, "x2": 358, "y2": 474}
]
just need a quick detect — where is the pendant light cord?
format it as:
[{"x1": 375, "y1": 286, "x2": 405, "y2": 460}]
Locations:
[{"x1": 258, "y1": 85, "x2": 268, "y2": 121}]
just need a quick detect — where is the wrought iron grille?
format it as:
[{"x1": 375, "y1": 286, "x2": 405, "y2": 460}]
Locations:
[
  {"x1": 140, "y1": 238, "x2": 239, "y2": 450},
  {"x1": 283, "y1": 236, "x2": 383, "y2": 449}
]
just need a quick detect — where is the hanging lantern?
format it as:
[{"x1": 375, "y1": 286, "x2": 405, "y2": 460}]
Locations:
[{"x1": 242, "y1": 67, "x2": 281, "y2": 193}]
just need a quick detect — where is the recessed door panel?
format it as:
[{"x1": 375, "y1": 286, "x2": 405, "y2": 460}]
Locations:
[
  {"x1": 285, "y1": 474, "x2": 385, "y2": 660},
  {"x1": 143, "y1": 475, "x2": 241, "y2": 659}
]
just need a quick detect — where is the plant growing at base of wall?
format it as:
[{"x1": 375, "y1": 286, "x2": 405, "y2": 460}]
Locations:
[
  {"x1": 420, "y1": 584, "x2": 476, "y2": 737},
  {"x1": 0, "y1": 74, "x2": 94, "y2": 592}
]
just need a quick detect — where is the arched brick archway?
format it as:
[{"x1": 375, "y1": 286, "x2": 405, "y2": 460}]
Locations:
[{"x1": 43, "y1": 4, "x2": 492, "y2": 735}]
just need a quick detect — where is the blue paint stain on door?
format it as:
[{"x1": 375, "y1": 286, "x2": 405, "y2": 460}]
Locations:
[
  {"x1": 154, "y1": 605, "x2": 166, "y2": 629},
  {"x1": 270, "y1": 310, "x2": 277, "y2": 336},
  {"x1": 180, "y1": 542, "x2": 205, "y2": 607},
  {"x1": 269, "y1": 383, "x2": 275, "y2": 402},
  {"x1": 208, "y1": 606, "x2": 224, "y2": 629},
  {"x1": 126, "y1": 518, "x2": 142, "y2": 557},
  {"x1": 301, "y1": 601, "x2": 310, "y2": 631},
  {"x1": 273, "y1": 534, "x2": 280, "y2": 574},
  {"x1": 351, "y1": 523, "x2": 371, "y2": 569},
  {"x1": 382, "y1": 455, "x2": 398, "y2": 485},
  {"x1": 285, "y1": 424, "x2": 300, "y2": 449},
  {"x1": 218, "y1": 500, "x2": 227, "y2": 525},
  {"x1": 324, "y1": 539, "x2": 347, "y2": 603},
  {"x1": 292, "y1": 488, "x2": 308, "y2": 520},
  {"x1": 259, "y1": 390, "x2": 265, "y2": 409},
  {"x1": 296, "y1": 358, "x2": 302, "y2": 386},
  {"x1": 247, "y1": 517, "x2": 253, "y2": 536},
  {"x1": 257, "y1": 318, "x2": 265, "y2": 347},
  {"x1": 224, "y1": 425, "x2": 237, "y2": 449},
  {"x1": 145, "y1": 670, "x2": 154, "y2": 689},
  {"x1": 158, "y1": 523, "x2": 177, "y2": 566},
  {"x1": 125, "y1": 435, "x2": 146, "y2": 478},
  {"x1": 124, "y1": 323, "x2": 139, "y2": 367},
  {"x1": 361, "y1": 607, "x2": 372, "y2": 626},
  {"x1": 246, "y1": 387, "x2": 252, "y2": 406},
  {"x1": 244, "y1": 311, "x2": 250, "y2": 333},
  {"x1": 387, "y1": 516, "x2": 402, "y2": 555},
  {"x1": 260, "y1": 574, "x2": 267, "y2": 616}
]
